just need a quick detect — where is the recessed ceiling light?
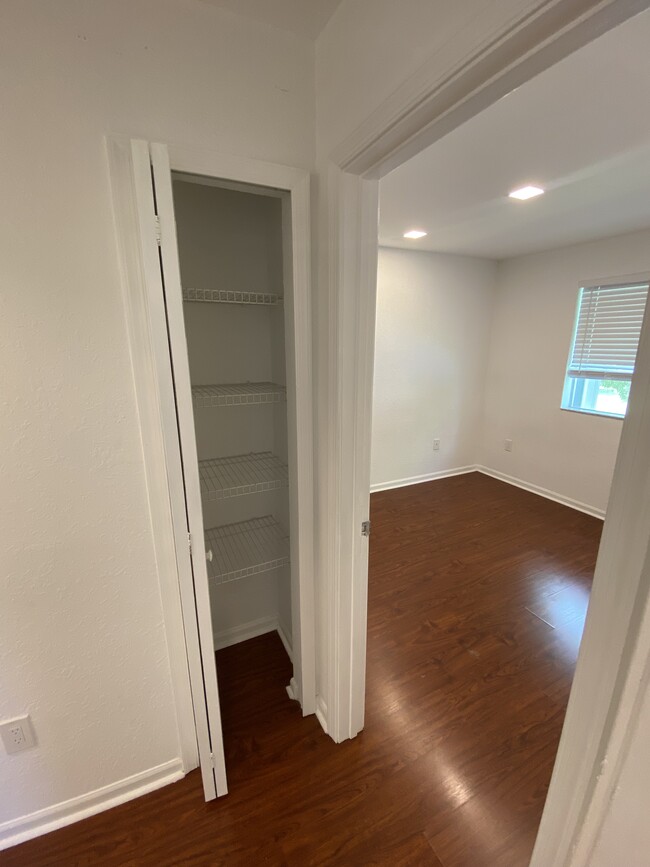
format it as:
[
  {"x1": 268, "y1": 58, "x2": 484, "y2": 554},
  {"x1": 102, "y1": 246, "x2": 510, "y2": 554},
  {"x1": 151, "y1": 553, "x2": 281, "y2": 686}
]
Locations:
[
  {"x1": 508, "y1": 185, "x2": 545, "y2": 200},
  {"x1": 403, "y1": 229, "x2": 428, "y2": 239}
]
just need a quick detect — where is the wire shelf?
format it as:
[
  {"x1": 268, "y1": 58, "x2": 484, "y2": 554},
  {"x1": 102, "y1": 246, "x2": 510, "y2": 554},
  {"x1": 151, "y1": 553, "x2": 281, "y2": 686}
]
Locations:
[
  {"x1": 199, "y1": 452, "x2": 289, "y2": 501},
  {"x1": 183, "y1": 288, "x2": 282, "y2": 306},
  {"x1": 205, "y1": 516, "x2": 289, "y2": 584},
  {"x1": 192, "y1": 382, "x2": 287, "y2": 407}
]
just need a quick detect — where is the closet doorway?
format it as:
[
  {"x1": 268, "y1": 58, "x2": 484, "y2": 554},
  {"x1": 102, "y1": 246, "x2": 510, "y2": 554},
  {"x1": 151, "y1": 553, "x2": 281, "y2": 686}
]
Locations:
[{"x1": 111, "y1": 139, "x2": 315, "y2": 803}]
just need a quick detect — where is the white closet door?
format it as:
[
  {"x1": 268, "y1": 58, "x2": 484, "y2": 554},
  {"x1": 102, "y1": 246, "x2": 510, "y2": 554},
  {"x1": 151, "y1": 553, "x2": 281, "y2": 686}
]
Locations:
[{"x1": 130, "y1": 140, "x2": 227, "y2": 801}]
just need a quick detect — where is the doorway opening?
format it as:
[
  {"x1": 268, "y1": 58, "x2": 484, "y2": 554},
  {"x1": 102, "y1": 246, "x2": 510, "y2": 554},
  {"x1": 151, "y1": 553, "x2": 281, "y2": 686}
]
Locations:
[
  {"x1": 113, "y1": 139, "x2": 316, "y2": 803},
  {"x1": 171, "y1": 173, "x2": 297, "y2": 786},
  {"x1": 366, "y1": 9, "x2": 650, "y2": 863}
]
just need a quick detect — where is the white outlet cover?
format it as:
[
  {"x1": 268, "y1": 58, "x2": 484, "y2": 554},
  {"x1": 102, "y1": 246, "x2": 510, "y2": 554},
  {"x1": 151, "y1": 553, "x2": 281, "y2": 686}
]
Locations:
[{"x1": 0, "y1": 715, "x2": 36, "y2": 754}]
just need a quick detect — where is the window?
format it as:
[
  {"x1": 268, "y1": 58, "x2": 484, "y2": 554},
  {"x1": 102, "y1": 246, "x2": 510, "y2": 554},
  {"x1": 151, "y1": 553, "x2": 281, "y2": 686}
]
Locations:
[{"x1": 562, "y1": 280, "x2": 649, "y2": 418}]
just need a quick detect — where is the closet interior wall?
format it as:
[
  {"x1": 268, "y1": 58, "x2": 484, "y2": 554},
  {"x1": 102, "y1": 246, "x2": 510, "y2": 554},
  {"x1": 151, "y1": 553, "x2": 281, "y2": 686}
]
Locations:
[{"x1": 172, "y1": 176, "x2": 292, "y2": 655}]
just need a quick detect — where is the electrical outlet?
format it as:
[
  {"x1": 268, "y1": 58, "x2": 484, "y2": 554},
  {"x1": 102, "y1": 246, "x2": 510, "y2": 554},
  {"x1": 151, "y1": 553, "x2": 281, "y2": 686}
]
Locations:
[
  {"x1": 0, "y1": 715, "x2": 36, "y2": 755},
  {"x1": 504, "y1": 438, "x2": 513, "y2": 452},
  {"x1": 433, "y1": 438, "x2": 440, "y2": 451}
]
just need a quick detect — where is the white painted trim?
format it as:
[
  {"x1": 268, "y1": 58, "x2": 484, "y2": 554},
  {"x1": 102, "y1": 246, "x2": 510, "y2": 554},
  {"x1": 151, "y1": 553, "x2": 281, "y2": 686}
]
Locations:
[
  {"x1": 214, "y1": 617, "x2": 294, "y2": 664},
  {"x1": 277, "y1": 622, "x2": 294, "y2": 662},
  {"x1": 280, "y1": 172, "x2": 317, "y2": 717},
  {"x1": 370, "y1": 466, "x2": 476, "y2": 494},
  {"x1": 334, "y1": 0, "x2": 649, "y2": 178},
  {"x1": 165, "y1": 143, "x2": 310, "y2": 209},
  {"x1": 315, "y1": 696, "x2": 329, "y2": 735},
  {"x1": 172, "y1": 172, "x2": 285, "y2": 200},
  {"x1": 320, "y1": 169, "x2": 379, "y2": 743},
  {"x1": 370, "y1": 463, "x2": 606, "y2": 518},
  {"x1": 0, "y1": 759, "x2": 183, "y2": 851},
  {"x1": 475, "y1": 466, "x2": 606, "y2": 519},
  {"x1": 286, "y1": 677, "x2": 299, "y2": 702},
  {"x1": 214, "y1": 616, "x2": 279, "y2": 651}
]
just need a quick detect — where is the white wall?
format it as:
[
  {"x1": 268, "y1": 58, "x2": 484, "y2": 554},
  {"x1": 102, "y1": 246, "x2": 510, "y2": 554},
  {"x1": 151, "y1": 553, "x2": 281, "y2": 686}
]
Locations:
[
  {"x1": 0, "y1": 0, "x2": 313, "y2": 839},
  {"x1": 480, "y1": 229, "x2": 650, "y2": 515},
  {"x1": 371, "y1": 231, "x2": 650, "y2": 515},
  {"x1": 172, "y1": 180, "x2": 285, "y2": 295},
  {"x1": 371, "y1": 247, "x2": 496, "y2": 489}
]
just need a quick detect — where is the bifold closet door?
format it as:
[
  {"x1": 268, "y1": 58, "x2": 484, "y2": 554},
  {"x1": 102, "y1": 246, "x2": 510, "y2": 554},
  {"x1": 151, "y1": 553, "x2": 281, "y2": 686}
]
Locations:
[{"x1": 130, "y1": 139, "x2": 227, "y2": 801}]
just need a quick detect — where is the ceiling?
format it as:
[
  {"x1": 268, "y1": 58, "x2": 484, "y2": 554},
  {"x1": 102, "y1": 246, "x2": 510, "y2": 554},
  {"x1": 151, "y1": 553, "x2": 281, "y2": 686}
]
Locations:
[
  {"x1": 379, "y1": 9, "x2": 650, "y2": 260},
  {"x1": 197, "y1": 0, "x2": 343, "y2": 39}
]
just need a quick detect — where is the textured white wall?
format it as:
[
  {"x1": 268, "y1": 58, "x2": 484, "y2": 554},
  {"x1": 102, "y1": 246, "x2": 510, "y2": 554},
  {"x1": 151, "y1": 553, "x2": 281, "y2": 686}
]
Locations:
[
  {"x1": 0, "y1": 0, "x2": 313, "y2": 833},
  {"x1": 480, "y1": 229, "x2": 650, "y2": 514},
  {"x1": 371, "y1": 248, "x2": 496, "y2": 488}
]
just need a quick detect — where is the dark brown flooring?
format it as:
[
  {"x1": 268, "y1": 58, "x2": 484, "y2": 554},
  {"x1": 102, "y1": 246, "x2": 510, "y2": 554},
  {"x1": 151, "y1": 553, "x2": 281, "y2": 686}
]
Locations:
[{"x1": 3, "y1": 473, "x2": 601, "y2": 866}]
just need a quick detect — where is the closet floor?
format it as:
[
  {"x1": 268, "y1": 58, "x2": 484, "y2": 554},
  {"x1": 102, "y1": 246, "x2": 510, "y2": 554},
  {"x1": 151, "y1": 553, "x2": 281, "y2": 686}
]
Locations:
[{"x1": 4, "y1": 473, "x2": 601, "y2": 866}]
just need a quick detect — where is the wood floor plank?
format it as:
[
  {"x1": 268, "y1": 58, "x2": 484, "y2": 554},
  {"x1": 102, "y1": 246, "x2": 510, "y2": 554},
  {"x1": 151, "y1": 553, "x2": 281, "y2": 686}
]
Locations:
[{"x1": 3, "y1": 473, "x2": 600, "y2": 866}]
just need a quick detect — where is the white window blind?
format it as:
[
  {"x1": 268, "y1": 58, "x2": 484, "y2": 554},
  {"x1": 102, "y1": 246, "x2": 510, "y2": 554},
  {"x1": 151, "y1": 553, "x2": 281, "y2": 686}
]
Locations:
[{"x1": 568, "y1": 281, "x2": 649, "y2": 381}]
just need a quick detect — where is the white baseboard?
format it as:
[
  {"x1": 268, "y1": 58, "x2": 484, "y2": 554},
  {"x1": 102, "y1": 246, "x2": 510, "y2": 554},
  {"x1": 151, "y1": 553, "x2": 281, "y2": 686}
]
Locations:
[
  {"x1": 286, "y1": 676, "x2": 300, "y2": 703},
  {"x1": 372, "y1": 463, "x2": 605, "y2": 519},
  {"x1": 215, "y1": 616, "x2": 294, "y2": 664},
  {"x1": 217, "y1": 617, "x2": 298, "y2": 703},
  {"x1": 370, "y1": 465, "x2": 476, "y2": 493},
  {"x1": 0, "y1": 758, "x2": 183, "y2": 851},
  {"x1": 475, "y1": 465, "x2": 606, "y2": 519},
  {"x1": 214, "y1": 615, "x2": 278, "y2": 650},
  {"x1": 315, "y1": 695, "x2": 328, "y2": 735},
  {"x1": 276, "y1": 621, "x2": 293, "y2": 661}
]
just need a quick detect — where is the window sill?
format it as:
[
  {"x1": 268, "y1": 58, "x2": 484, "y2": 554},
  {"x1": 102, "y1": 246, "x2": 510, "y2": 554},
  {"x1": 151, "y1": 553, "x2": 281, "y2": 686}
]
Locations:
[{"x1": 560, "y1": 406, "x2": 625, "y2": 420}]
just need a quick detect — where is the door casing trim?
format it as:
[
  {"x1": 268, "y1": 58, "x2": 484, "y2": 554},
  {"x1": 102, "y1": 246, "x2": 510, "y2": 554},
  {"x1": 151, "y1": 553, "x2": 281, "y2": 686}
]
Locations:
[{"x1": 108, "y1": 136, "x2": 316, "y2": 784}]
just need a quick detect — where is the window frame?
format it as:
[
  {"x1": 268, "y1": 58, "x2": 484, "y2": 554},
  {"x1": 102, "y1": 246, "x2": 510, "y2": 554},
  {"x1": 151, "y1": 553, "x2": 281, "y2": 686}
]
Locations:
[{"x1": 561, "y1": 273, "x2": 650, "y2": 420}]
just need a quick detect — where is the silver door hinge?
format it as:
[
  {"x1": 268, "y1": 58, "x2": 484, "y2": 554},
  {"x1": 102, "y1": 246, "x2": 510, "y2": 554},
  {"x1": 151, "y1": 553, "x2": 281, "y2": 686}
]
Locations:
[
  {"x1": 210, "y1": 752, "x2": 215, "y2": 768},
  {"x1": 154, "y1": 215, "x2": 161, "y2": 245},
  {"x1": 361, "y1": 520, "x2": 371, "y2": 537},
  {"x1": 188, "y1": 532, "x2": 192, "y2": 554}
]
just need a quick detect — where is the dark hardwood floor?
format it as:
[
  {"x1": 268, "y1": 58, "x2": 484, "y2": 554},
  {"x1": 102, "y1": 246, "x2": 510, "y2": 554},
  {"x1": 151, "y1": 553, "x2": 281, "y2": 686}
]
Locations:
[{"x1": 3, "y1": 473, "x2": 602, "y2": 866}]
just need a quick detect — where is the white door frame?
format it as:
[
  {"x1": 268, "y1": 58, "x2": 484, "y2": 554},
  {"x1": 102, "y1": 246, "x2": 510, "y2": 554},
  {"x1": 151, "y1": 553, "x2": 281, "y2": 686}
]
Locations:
[
  {"x1": 161, "y1": 143, "x2": 316, "y2": 716},
  {"x1": 321, "y1": 0, "x2": 650, "y2": 864},
  {"x1": 108, "y1": 137, "x2": 316, "y2": 782}
]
